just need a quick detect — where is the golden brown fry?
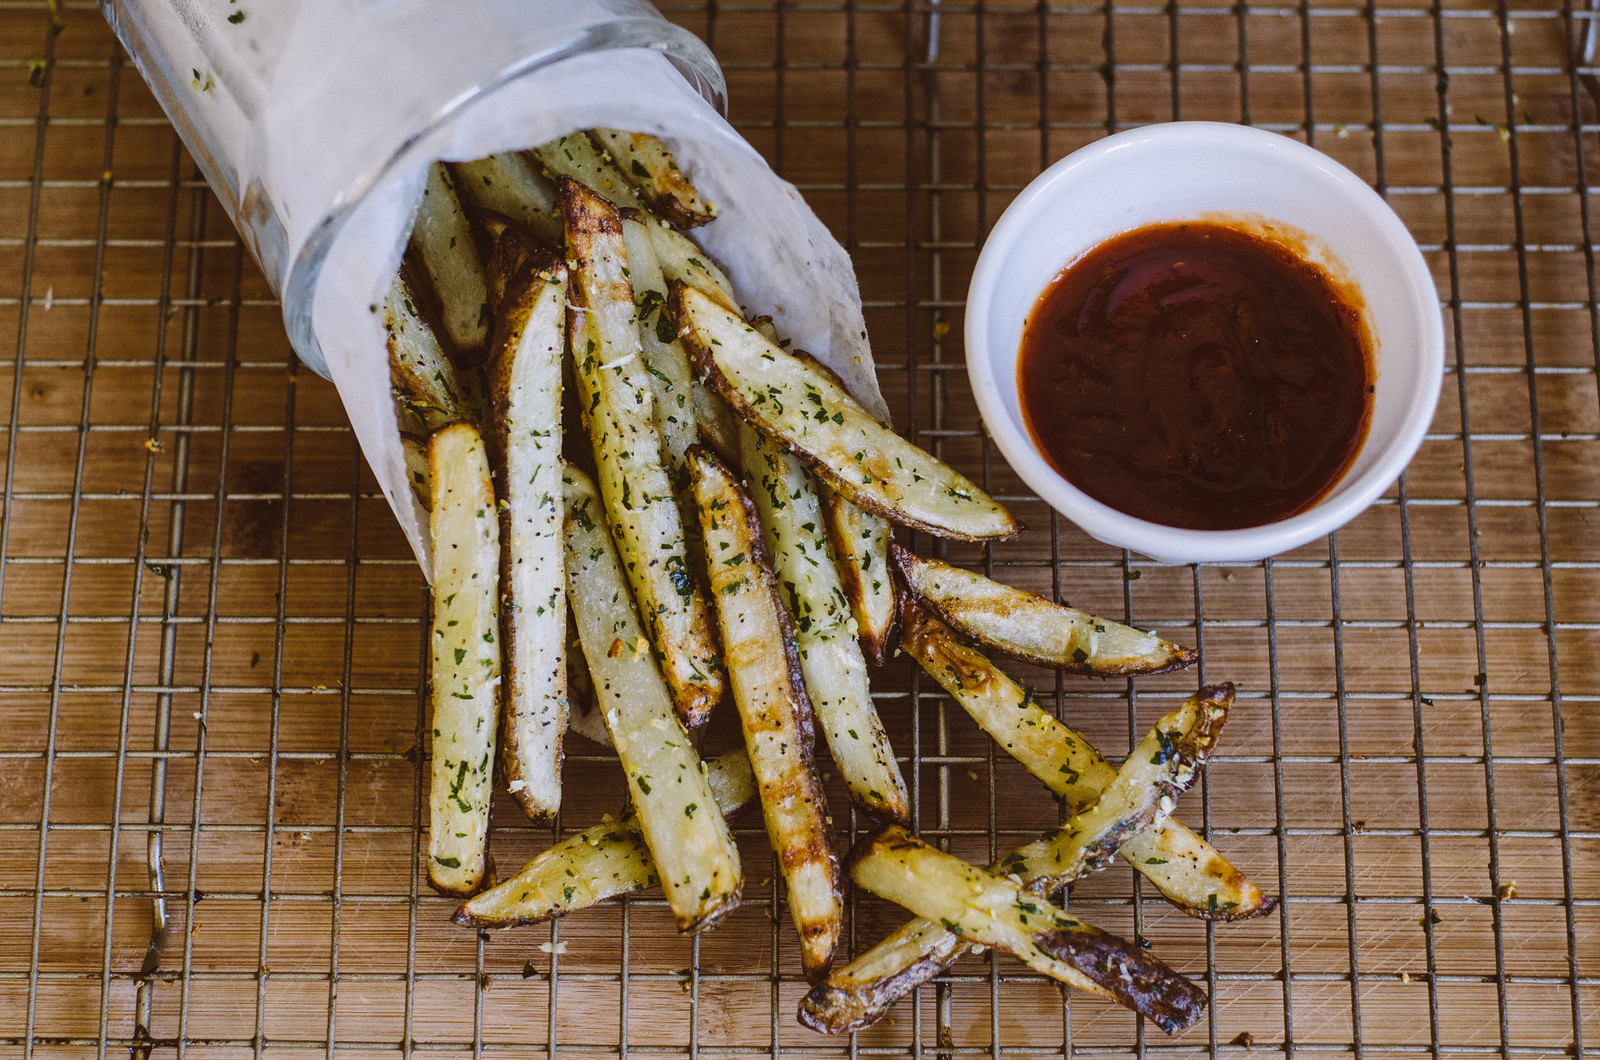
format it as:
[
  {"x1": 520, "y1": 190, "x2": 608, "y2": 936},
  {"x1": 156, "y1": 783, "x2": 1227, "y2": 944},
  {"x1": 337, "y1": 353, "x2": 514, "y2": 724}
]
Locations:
[
  {"x1": 899, "y1": 602, "x2": 1269, "y2": 918},
  {"x1": 590, "y1": 128, "x2": 717, "y2": 229},
  {"x1": 803, "y1": 686, "x2": 1234, "y2": 1034},
  {"x1": 453, "y1": 749, "x2": 756, "y2": 928},
  {"x1": 426, "y1": 422, "x2": 500, "y2": 895},
  {"x1": 562, "y1": 467, "x2": 742, "y2": 932},
  {"x1": 562, "y1": 177, "x2": 725, "y2": 727},
  {"x1": 673, "y1": 283, "x2": 1020, "y2": 541},
  {"x1": 486, "y1": 259, "x2": 569, "y2": 821},
  {"x1": 740, "y1": 425, "x2": 909, "y2": 823},
  {"x1": 689, "y1": 445, "x2": 842, "y2": 981},
  {"x1": 893, "y1": 546, "x2": 1196, "y2": 675},
  {"x1": 848, "y1": 827, "x2": 1207, "y2": 1034}
]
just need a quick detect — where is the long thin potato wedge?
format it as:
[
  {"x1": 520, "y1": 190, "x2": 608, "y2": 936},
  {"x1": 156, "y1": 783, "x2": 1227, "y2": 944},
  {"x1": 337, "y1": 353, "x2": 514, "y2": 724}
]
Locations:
[
  {"x1": 453, "y1": 749, "x2": 756, "y2": 928},
  {"x1": 533, "y1": 133, "x2": 644, "y2": 211},
  {"x1": 449, "y1": 152, "x2": 563, "y2": 246},
  {"x1": 561, "y1": 178, "x2": 724, "y2": 727},
  {"x1": 427, "y1": 423, "x2": 501, "y2": 895},
  {"x1": 386, "y1": 273, "x2": 469, "y2": 432},
  {"x1": 410, "y1": 162, "x2": 491, "y2": 363},
  {"x1": 801, "y1": 687, "x2": 1236, "y2": 1033},
  {"x1": 673, "y1": 283, "x2": 1021, "y2": 541},
  {"x1": 689, "y1": 445, "x2": 842, "y2": 982},
  {"x1": 894, "y1": 546, "x2": 1196, "y2": 675},
  {"x1": 849, "y1": 827, "x2": 1207, "y2": 1034},
  {"x1": 740, "y1": 425, "x2": 909, "y2": 823},
  {"x1": 819, "y1": 485, "x2": 897, "y2": 666},
  {"x1": 618, "y1": 210, "x2": 700, "y2": 471},
  {"x1": 901, "y1": 602, "x2": 1269, "y2": 918},
  {"x1": 758, "y1": 340, "x2": 901, "y2": 667},
  {"x1": 1002, "y1": 689, "x2": 1230, "y2": 885},
  {"x1": 487, "y1": 260, "x2": 569, "y2": 821},
  {"x1": 590, "y1": 128, "x2": 717, "y2": 229},
  {"x1": 563, "y1": 467, "x2": 741, "y2": 932},
  {"x1": 637, "y1": 221, "x2": 744, "y2": 458},
  {"x1": 774, "y1": 347, "x2": 900, "y2": 667}
]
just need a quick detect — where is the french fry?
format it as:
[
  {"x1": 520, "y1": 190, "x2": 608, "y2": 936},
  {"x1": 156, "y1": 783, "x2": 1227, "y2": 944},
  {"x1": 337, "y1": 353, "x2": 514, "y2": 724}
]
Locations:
[
  {"x1": 590, "y1": 128, "x2": 717, "y2": 229},
  {"x1": 426, "y1": 422, "x2": 501, "y2": 895},
  {"x1": 636, "y1": 220, "x2": 744, "y2": 458},
  {"x1": 454, "y1": 749, "x2": 756, "y2": 928},
  {"x1": 409, "y1": 162, "x2": 491, "y2": 363},
  {"x1": 740, "y1": 425, "x2": 909, "y2": 823},
  {"x1": 449, "y1": 152, "x2": 563, "y2": 246},
  {"x1": 532, "y1": 133, "x2": 644, "y2": 211},
  {"x1": 672, "y1": 283, "x2": 1021, "y2": 541},
  {"x1": 893, "y1": 546, "x2": 1196, "y2": 675},
  {"x1": 618, "y1": 209, "x2": 700, "y2": 470},
  {"x1": 486, "y1": 259, "x2": 569, "y2": 821},
  {"x1": 900, "y1": 603, "x2": 1269, "y2": 917},
  {"x1": 688, "y1": 445, "x2": 842, "y2": 981},
  {"x1": 482, "y1": 223, "x2": 553, "y2": 314},
  {"x1": 846, "y1": 827, "x2": 1208, "y2": 1034},
  {"x1": 818, "y1": 486, "x2": 897, "y2": 666},
  {"x1": 561, "y1": 177, "x2": 725, "y2": 727},
  {"x1": 562, "y1": 466, "x2": 742, "y2": 932},
  {"x1": 801, "y1": 687, "x2": 1235, "y2": 1033},
  {"x1": 778, "y1": 348, "x2": 899, "y2": 668},
  {"x1": 386, "y1": 272, "x2": 470, "y2": 432}
]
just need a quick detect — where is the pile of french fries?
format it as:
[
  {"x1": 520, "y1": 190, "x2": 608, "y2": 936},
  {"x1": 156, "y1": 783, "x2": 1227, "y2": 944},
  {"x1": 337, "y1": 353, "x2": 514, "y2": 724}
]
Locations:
[{"x1": 386, "y1": 129, "x2": 1275, "y2": 1034}]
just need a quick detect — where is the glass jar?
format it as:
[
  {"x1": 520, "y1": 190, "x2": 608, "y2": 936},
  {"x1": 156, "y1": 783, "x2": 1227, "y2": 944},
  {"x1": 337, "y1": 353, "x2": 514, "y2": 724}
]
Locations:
[{"x1": 97, "y1": 0, "x2": 724, "y2": 377}]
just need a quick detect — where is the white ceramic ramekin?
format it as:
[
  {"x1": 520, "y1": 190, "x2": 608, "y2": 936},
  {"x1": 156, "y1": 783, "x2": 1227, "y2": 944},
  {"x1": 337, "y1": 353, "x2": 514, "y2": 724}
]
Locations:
[{"x1": 966, "y1": 122, "x2": 1444, "y2": 564}]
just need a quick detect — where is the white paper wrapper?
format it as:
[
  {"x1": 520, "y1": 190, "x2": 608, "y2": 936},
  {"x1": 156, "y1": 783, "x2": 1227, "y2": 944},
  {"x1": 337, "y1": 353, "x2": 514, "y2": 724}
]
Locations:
[{"x1": 310, "y1": 49, "x2": 886, "y2": 577}]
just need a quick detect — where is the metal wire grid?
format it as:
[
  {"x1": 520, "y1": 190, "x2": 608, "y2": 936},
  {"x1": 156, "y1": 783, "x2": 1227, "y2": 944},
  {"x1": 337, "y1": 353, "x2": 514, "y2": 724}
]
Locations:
[{"x1": 0, "y1": 0, "x2": 1595, "y2": 1056}]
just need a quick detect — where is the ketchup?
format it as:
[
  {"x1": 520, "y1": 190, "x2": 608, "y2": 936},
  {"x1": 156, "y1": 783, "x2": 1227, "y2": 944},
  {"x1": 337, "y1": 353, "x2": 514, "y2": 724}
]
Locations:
[{"x1": 1018, "y1": 221, "x2": 1372, "y2": 531}]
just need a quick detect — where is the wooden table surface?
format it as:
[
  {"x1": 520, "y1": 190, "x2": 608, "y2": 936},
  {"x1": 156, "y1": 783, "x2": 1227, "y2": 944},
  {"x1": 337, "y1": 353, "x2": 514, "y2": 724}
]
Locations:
[{"x1": 0, "y1": 1, "x2": 1593, "y2": 1056}]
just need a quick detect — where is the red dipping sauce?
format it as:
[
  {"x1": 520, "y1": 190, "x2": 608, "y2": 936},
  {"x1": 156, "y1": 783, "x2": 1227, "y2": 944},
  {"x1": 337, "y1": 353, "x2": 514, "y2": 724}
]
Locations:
[{"x1": 1018, "y1": 221, "x2": 1373, "y2": 531}]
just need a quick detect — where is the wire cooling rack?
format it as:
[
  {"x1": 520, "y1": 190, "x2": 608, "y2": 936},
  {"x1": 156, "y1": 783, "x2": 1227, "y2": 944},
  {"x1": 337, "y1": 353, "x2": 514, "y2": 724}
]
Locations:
[{"x1": 0, "y1": 0, "x2": 1595, "y2": 1056}]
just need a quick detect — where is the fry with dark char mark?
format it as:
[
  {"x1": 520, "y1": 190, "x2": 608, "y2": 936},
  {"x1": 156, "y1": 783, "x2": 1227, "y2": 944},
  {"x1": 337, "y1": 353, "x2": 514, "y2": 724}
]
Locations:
[
  {"x1": 673, "y1": 282, "x2": 1021, "y2": 541},
  {"x1": 846, "y1": 826, "x2": 1208, "y2": 1034},
  {"x1": 454, "y1": 749, "x2": 756, "y2": 928},
  {"x1": 562, "y1": 467, "x2": 742, "y2": 933},
  {"x1": 801, "y1": 685, "x2": 1233, "y2": 1034},
  {"x1": 426, "y1": 423, "x2": 500, "y2": 896},
  {"x1": 740, "y1": 424, "x2": 909, "y2": 823},
  {"x1": 898, "y1": 602, "x2": 1270, "y2": 918},
  {"x1": 482, "y1": 222, "x2": 553, "y2": 314},
  {"x1": 562, "y1": 177, "x2": 725, "y2": 727},
  {"x1": 486, "y1": 258, "x2": 568, "y2": 821},
  {"x1": 689, "y1": 445, "x2": 842, "y2": 982},
  {"x1": 893, "y1": 545, "x2": 1196, "y2": 675},
  {"x1": 590, "y1": 128, "x2": 717, "y2": 229}
]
